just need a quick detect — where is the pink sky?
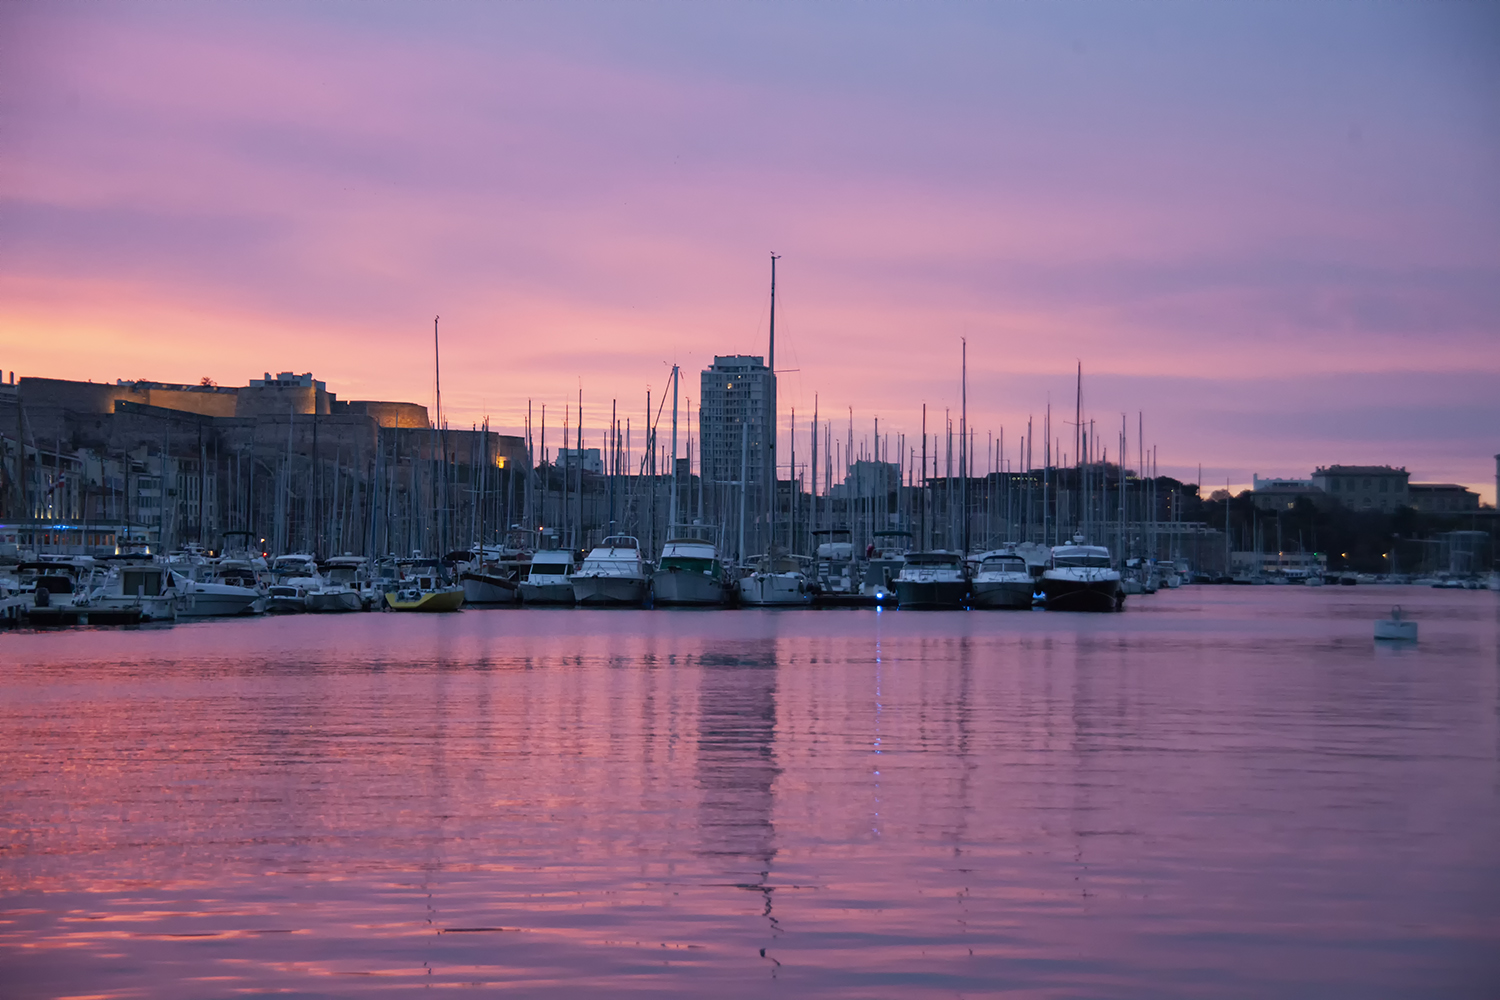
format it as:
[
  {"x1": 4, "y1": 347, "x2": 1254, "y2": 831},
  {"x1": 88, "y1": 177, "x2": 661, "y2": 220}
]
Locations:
[{"x1": 2, "y1": 2, "x2": 1496, "y2": 498}]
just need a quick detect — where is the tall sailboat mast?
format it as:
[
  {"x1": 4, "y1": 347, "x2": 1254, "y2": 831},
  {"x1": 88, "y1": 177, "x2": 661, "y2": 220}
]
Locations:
[
  {"x1": 669, "y1": 364, "x2": 680, "y2": 530},
  {"x1": 766, "y1": 253, "x2": 780, "y2": 552},
  {"x1": 961, "y1": 338, "x2": 968, "y2": 555}
]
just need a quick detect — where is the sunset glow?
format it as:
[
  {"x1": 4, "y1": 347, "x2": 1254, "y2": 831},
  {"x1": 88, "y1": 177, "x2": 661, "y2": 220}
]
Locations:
[{"x1": 2, "y1": 2, "x2": 1496, "y2": 496}]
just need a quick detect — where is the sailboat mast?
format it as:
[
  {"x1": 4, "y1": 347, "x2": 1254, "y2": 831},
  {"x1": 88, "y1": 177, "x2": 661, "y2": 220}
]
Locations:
[
  {"x1": 766, "y1": 253, "x2": 779, "y2": 553},
  {"x1": 961, "y1": 338, "x2": 968, "y2": 555},
  {"x1": 1074, "y1": 360, "x2": 1081, "y2": 540},
  {"x1": 811, "y1": 395, "x2": 819, "y2": 541},
  {"x1": 669, "y1": 365, "x2": 679, "y2": 531},
  {"x1": 433, "y1": 315, "x2": 443, "y2": 556}
]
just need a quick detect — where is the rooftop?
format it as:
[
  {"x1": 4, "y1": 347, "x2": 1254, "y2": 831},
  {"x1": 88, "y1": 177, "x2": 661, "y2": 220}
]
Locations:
[{"x1": 1314, "y1": 465, "x2": 1408, "y2": 475}]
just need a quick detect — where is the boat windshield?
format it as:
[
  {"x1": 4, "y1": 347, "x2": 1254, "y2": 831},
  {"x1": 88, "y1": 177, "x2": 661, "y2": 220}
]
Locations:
[
  {"x1": 529, "y1": 563, "x2": 570, "y2": 577},
  {"x1": 1054, "y1": 555, "x2": 1112, "y2": 569},
  {"x1": 661, "y1": 556, "x2": 716, "y2": 574},
  {"x1": 905, "y1": 553, "x2": 961, "y2": 567},
  {"x1": 581, "y1": 555, "x2": 638, "y2": 572},
  {"x1": 981, "y1": 557, "x2": 1027, "y2": 574}
]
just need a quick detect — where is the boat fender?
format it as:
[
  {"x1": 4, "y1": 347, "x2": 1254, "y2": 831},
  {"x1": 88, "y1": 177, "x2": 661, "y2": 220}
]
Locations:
[{"x1": 35, "y1": 586, "x2": 49, "y2": 608}]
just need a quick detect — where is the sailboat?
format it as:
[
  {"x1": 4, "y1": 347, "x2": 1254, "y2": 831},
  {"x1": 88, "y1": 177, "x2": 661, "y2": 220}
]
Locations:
[
  {"x1": 652, "y1": 367, "x2": 730, "y2": 606},
  {"x1": 735, "y1": 253, "x2": 812, "y2": 608}
]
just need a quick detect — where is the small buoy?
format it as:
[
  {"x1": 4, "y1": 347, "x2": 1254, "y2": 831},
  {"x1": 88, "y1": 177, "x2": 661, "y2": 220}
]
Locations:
[{"x1": 1375, "y1": 605, "x2": 1417, "y2": 641}]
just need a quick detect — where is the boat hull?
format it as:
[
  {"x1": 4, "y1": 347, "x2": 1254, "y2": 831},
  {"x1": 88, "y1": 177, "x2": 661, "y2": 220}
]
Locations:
[
  {"x1": 738, "y1": 573, "x2": 811, "y2": 607},
  {"x1": 895, "y1": 578, "x2": 969, "y2": 610},
  {"x1": 461, "y1": 572, "x2": 519, "y2": 604},
  {"x1": 384, "y1": 589, "x2": 465, "y2": 612},
  {"x1": 1041, "y1": 578, "x2": 1124, "y2": 612},
  {"x1": 24, "y1": 605, "x2": 145, "y2": 627},
  {"x1": 306, "y1": 590, "x2": 363, "y2": 613},
  {"x1": 571, "y1": 575, "x2": 649, "y2": 607},
  {"x1": 652, "y1": 570, "x2": 727, "y2": 606},
  {"x1": 518, "y1": 581, "x2": 576, "y2": 605},
  {"x1": 179, "y1": 592, "x2": 260, "y2": 617},
  {"x1": 969, "y1": 579, "x2": 1035, "y2": 609},
  {"x1": 267, "y1": 595, "x2": 307, "y2": 613}
]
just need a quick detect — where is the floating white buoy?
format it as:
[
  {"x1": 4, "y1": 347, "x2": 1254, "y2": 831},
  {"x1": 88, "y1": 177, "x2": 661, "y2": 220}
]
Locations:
[{"x1": 1375, "y1": 605, "x2": 1417, "y2": 641}]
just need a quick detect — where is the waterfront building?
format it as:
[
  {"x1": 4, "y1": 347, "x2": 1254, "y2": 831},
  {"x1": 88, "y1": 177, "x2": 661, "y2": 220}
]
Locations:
[
  {"x1": 1250, "y1": 475, "x2": 1329, "y2": 512},
  {"x1": 0, "y1": 372, "x2": 527, "y2": 556},
  {"x1": 1311, "y1": 465, "x2": 1410, "y2": 512},
  {"x1": 1407, "y1": 483, "x2": 1481, "y2": 513}
]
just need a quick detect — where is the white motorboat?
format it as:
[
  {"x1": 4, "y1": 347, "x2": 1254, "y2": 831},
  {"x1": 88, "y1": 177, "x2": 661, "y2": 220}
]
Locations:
[
  {"x1": 88, "y1": 560, "x2": 178, "y2": 620},
  {"x1": 1041, "y1": 541, "x2": 1124, "y2": 612},
  {"x1": 171, "y1": 570, "x2": 260, "y2": 617},
  {"x1": 653, "y1": 529, "x2": 729, "y2": 607},
  {"x1": 894, "y1": 550, "x2": 969, "y2": 609},
  {"x1": 737, "y1": 553, "x2": 812, "y2": 607},
  {"x1": 213, "y1": 560, "x2": 269, "y2": 614},
  {"x1": 518, "y1": 548, "x2": 577, "y2": 605},
  {"x1": 307, "y1": 556, "x2": 369, "y2": 612},
  {"x1": 570, "y1": 535, "x2": 651, "y2": 607},
  {"x1": 267, "y1": 553, "x2": 322, "y2": 613},
  {"x1": 969, "y1": 548, "x2": 1035, "y2": 609}
]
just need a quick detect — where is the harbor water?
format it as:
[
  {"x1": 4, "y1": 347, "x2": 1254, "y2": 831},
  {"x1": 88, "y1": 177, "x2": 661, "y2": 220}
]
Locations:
[{"x1": 2, "y1": 587, "x2": 1497, "y2": 997}]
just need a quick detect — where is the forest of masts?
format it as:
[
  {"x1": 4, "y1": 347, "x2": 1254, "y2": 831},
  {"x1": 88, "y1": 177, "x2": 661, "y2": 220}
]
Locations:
[
  {"x1": 205, "y1": 380, "x2": 1191, "y2": 565},
  {"x1": 9, "y1": 371, "x2": 1198, "y2": 567}
]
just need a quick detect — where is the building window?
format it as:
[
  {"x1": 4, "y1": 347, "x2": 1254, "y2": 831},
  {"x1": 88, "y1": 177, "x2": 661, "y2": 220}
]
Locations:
[{"x1": 1380, "y1": 479, "x2": 1388, "y2": 493}]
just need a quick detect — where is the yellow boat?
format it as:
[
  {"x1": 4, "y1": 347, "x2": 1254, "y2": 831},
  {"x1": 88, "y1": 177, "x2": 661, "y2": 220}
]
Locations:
[{"x1": 385, "y1": 573, "x2": 466, "y2": 612}]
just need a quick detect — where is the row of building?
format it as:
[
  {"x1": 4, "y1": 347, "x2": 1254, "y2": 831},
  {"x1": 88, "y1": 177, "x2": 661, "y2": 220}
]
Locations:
[
  {"x1": 1251, "y1": 466, "x2": 1485, "y2": 515},
  {"x1": 1, "y1": 360, "x2": 1492, "y2": 566}
]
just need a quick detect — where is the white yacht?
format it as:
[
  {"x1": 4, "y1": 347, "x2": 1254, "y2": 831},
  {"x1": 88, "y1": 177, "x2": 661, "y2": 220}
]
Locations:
[
  {"x1": 307, "y1": 556, "x2": 368, "y2": 612},
  {"x1": 737, "y1": 553, "x2": 812, "y2": 607},
  {"x1": 1041, "y1": 540, "x2": 1124, "y2": 612},
  {"x1": 653, "y1": 528, "x2": 728, "y2": 607},
  {"x1": 970, "y1": 548, "x2": 1035, "y2": 609},
  {"x1": 518, "y1": 548, "x2": 577, "y2": 605},
  {"x1": 267, "y1": 553, "x2": 322, "y2": 613},
  {"x1": 171, "y1": 570, "x2": 260, "y2": 617},
  {"x1": 570, "y1": 535, "x2": 651, "y2": 607},
  {"x1": 88, "y1": 560, "x2": 178, "y2": 620},
  {"x1": 894, "y1": 550, "x2": 969, "y2": 609}
]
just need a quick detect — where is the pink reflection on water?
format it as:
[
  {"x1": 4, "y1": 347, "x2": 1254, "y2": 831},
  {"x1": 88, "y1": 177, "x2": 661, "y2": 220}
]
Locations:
[{"x1": 1, "y1": 588, "x2": 1497, "y2": 997}]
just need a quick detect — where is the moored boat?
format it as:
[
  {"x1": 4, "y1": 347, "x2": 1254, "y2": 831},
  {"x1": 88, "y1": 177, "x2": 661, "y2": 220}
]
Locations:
[
  {"x1": 1041, "y1": 542, "x2": 1124, "y2": 612},
  {"x1": 307, "y1": 556, "x2": 369, "y2": 612},
  {"x1": 385, "y1": 566, "x2": 465, "y2": 612},
  {"x1": 737, "y1": 552, "x2": 812, "y2": 607},
  {"x1": 969, "y1": 548, "x2": 1034, "y2": 609},
  {"x1": 571, "y1": 535, "x2": 651, "y2": 607},
  {"x1": 894, "y1": 550, "x2": 969, "y2": 609},
  {"x1": 267, "y1": 553, "x2": 322, "y2": 613},
  {"x1": 171, "y1": 571, "x2": 260, "y2": 617},
  {"x1": 518, "y1": 548, "x2": 577, "y2": 605},
  {"x1": 653, "y1": 528, "x2": 729, "y2": 607},
  {"x1": 459, "y1": 532, "x2": 533, "y2": 604}
]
